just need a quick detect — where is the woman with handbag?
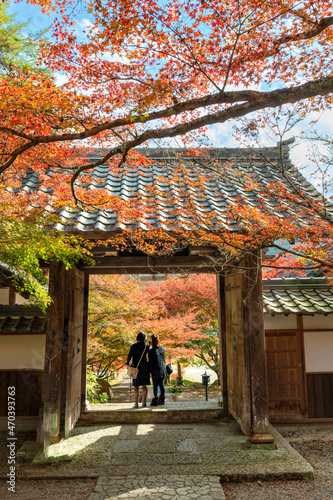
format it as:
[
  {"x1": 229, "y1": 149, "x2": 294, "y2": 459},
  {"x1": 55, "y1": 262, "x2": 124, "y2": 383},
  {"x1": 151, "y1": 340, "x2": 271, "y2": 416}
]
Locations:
[
  {"x1": 148, "y1": 334, "x2": 167, "y2": 406},
  {"x1": 126, "y1": 332, "x2": 150, "y2": 408}
]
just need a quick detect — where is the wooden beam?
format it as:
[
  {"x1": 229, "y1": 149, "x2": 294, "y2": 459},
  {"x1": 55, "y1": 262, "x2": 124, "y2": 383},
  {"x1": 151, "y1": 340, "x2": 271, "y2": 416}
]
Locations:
[
  {"x1": 244, "y1": 252, "x2": 274, "y2": 443},
  {"x1": 42, "y1": 261, "x2": 65, "y2": 456},
  {"x1": 297, "y1": 315, "x2": 308, "y2": 418},
  {"x1": 217, "y1": 274, "x2": 228, "y2": 414},
  {"x1": 87, "y1": 266, "x2": 215, "y2": 275},
  {"x1": 83, "y1": 255, "x2": 217, "y2": 269}
]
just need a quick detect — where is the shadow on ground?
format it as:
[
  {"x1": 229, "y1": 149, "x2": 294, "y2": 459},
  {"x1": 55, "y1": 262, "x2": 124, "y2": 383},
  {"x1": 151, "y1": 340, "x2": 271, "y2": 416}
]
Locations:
[{"x1": 0, "y1": 421, "x2": 313, "y2": 482}]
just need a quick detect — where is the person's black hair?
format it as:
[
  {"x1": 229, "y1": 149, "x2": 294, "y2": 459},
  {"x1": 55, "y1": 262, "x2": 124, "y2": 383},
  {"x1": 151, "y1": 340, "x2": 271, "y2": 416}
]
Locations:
[
  {"x1": 137, "y1": 331, "x2": 147, "y2": 342},
  {"x1": 151, "y1": 334, "x2": 160, "y2": 348}
]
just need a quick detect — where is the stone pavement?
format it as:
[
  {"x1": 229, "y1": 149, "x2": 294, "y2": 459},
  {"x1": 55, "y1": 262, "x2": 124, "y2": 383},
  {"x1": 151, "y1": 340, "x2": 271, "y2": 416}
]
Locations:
[
  {"x1": 8, "y1": 420, "x2": 313, "y2": 484},
  {"x1": 88, "y1": 475, "x2": 224, "y2": 500}
]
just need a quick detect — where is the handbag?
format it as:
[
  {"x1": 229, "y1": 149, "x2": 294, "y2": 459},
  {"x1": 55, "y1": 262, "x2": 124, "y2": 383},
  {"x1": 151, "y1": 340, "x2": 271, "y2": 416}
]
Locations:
[
  {"x1": 127, "y1": 345, "x2": 147, "y2": 379},
  {"x1": 127, "y1": 365, "x2": 139, "y2": 379},
  {"x1": 166, "y1": 364, "x2": 173, "y2": 375}
]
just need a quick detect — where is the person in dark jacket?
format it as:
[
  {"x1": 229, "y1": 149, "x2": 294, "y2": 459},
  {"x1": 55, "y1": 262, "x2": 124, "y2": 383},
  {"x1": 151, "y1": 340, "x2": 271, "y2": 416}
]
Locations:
[
  {"x1": 127, "y1": 332, "x2": 150, "y2": 408},
  {"x1": 148, "y1": 334, "x2": 167, "y2": 406}
]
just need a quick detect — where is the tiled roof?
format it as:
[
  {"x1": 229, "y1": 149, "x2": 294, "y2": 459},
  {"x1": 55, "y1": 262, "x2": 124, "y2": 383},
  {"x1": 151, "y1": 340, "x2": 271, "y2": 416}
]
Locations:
[
  {"x1": 20, "y1": 144, "x2": 326, "y2": 237},
  {"x1": 0, "y1": 306, "x2": 46, "y2": 333},
  {"x1": 263, "y1": 278, "x2": 333, "y2": 315}
]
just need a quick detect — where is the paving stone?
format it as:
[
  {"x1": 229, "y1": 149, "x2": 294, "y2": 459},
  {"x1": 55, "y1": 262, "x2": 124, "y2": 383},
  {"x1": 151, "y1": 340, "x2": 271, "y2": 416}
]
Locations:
[{"x1": 88, "y1": 493, "x2": 104, "y2": 500}]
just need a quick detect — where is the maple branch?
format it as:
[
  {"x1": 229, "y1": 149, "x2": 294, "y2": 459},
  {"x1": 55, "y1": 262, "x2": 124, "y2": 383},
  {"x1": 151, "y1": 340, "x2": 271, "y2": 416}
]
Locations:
[
  {"x1": 236, "y1": 15, "x2": 333, "y2": 66},
  {"x1": 262, "y1": 264, "x2": 317, "y2": 270},
  {"x1": 1, "y1": 75, "x2": 333, "y2": 176},
  {"x1": 273, "y1": 242, "x2": 333, "y2": 268},
  {"x1": 0, "y1": 127, "x2": 33, "y2": 142},
  {"x1": 274, "y1": 15, "x2": 333, "y2": 48}
]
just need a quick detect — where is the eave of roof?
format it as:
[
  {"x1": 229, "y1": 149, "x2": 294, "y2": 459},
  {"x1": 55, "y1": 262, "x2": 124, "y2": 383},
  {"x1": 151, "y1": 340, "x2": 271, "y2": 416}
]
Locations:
[
  {"x1": 0, "y1": 306, "x2": 46, "y2": 334},
  {"x1": 263, "y1": 278, "x2": 333, "y2": 315}
]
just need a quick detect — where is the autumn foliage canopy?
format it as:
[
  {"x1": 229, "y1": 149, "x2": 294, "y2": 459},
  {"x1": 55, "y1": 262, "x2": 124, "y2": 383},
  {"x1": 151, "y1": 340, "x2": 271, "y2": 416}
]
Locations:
[
  {"x1": 1, "y1": 0, "x2": 333, "y2": 304},
  {"x1": 88, "y1": 274, "x2": 217, "y2": 375}
]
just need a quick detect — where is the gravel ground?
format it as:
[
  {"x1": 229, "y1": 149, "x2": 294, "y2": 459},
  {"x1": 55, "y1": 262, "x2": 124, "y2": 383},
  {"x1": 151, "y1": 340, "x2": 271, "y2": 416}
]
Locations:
[
  {"x1": 0, "y1": 478, "x2": 97, "y2": 500},
  {"x1": 223, "y1": 427, "x2": 333, "y2": 500},
  {"x1": 1, "y1": 427, "x2": 332, "y2": 499}
]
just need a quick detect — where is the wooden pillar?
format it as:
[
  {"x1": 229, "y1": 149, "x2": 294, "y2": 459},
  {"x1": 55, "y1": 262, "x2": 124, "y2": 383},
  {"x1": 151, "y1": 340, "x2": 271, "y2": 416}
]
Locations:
[
  {"x1": 244, "y1": 252, "x2": 274, "y2": 443},
  {"x1": 216, "y1": 274, "x2": 228, "y2": 414},
  {"x1": 8, "y1": 289, "x2": 15, "y2": 306},
  {"x1": 81, "y1": 272, "x2": 89, "y2": 412},
  {"x1": 64, "y1": 267, "x2": 84, "y2": 437},
  {"x1": 224, "y1": 268, "x2": 252, "y2": 435},
  {"x1": 42, "y1": 261, "x2": 66, "y2": 455}
]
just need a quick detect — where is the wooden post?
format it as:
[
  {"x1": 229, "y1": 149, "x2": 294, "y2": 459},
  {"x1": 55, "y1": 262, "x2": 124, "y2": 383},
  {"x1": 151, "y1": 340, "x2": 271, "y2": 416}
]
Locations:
[
  {"x1": 64, "y1": 267, "x2": 84, "y2": 437},
  {"x1": 8, "y1": 289, "x2": 15, "y2": 306},
  {"x1": 224, "y1": 268, "x2": 252, "y2": 435},
  {"x1": 216, "y1": 274, "x2": 228, "y2": 414},
  {"x1": 42, "y1": 261, "x2": 66, "y2": 456},
  {"x1": 244, "y1": 252, "x2": 274, "y2": 443},
  {"x1": 81, "y1": 272, "x2": 89, "y2": 412}
]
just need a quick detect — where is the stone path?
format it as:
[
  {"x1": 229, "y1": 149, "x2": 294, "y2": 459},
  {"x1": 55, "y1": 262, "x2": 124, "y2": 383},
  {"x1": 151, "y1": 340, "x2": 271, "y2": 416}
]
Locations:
[
  {"x1": 2, "y1": 421, "x2": 313, "y2": 490},
  {"x1": 88, "y1": 475, "x2": 224, "y2": 500}
]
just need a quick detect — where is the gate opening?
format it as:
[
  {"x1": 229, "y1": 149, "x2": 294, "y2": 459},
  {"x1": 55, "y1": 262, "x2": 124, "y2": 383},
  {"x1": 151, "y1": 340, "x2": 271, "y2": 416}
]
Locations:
[{"x1": 86, "y1": 273, "x2": 221, "y2": 411}]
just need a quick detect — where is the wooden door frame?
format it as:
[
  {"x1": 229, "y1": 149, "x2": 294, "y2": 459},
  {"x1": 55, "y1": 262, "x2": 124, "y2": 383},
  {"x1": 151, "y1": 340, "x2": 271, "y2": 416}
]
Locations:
[
  {"x1": 42, "y1": 251, "x2": 273, "y2": 445},
  {"x1": 64, "y1": 267, "x2": 85, "y2": 437},
  {"x1": 221, "y1": 253, "x2": 273, "y2": 443},
  {"x1": 42, "y1": 261, "x2": 66, "y2": 455}
]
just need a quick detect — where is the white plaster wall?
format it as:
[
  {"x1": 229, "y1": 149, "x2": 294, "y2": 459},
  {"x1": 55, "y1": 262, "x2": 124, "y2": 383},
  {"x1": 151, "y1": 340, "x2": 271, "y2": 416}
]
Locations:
[
  {"x1": 264, "y1": 314, "x2": 296, "y2": 330},
  {"x1": 303, "y1": 315, "x2": 333, "y2": 330},
  {"x1": 0, "y1": 335, "x2": 46, "y2": 370},
  {"x1": 0, "y1": 288, "x2": 9, "y2": 305},
  {"x1": 15, "y1": 294, "x2": 29, "y2": 305},
  {"x1": 304, "y1": 331, "x2": 333, "y2": 372}
]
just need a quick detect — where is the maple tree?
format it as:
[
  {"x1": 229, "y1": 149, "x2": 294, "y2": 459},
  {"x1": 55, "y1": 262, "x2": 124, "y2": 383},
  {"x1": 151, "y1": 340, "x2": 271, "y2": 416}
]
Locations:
[
  {"x1": 0, "y1": 4, "x2": 93, "y2": 308},
  {"x1": 1, "y1": 0, "x2": 333, "y2": 292},
  {"x1": 3, "y1": 0, "x2": 332, "y2": 166},
  {"x1": 88, "y1": 274, "x2": 203, "y2": 376},
  {"x1": 144, "y1": 274, "x2": 220, "y2": 381}
]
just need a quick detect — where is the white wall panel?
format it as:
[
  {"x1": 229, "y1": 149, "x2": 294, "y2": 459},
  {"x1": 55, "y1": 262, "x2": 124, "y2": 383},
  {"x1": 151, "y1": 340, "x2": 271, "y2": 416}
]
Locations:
[
  {"x1": 0, "y1": 288, "x2": 9, "y2": 305},
  {"x1": 0, "y1": 335, "x2": 45, "y2": 369},
  {"x1": 304, "y1": 331, "x2": 333, "y2": 372},
  {"x1": 15, "y1": 294, "x2": 29, "y2": 305},
  {"x1": 264, "y1": 314, "x2": 296, "y2": 330},
  {"x1": 303, "y1": 315, "x2": 333, "y2": 330}
]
